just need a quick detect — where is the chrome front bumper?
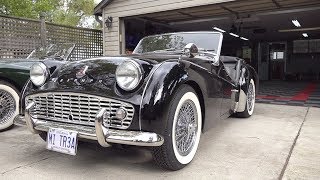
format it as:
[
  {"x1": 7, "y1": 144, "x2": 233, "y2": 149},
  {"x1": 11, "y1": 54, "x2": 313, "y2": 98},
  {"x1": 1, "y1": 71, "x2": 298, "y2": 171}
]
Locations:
[
  {"x1": 25, "y1": 102, "x2": 164, "y2": 147},
  {"x1": 14, "y1": 115, "x2": 26, "y2": 126}
]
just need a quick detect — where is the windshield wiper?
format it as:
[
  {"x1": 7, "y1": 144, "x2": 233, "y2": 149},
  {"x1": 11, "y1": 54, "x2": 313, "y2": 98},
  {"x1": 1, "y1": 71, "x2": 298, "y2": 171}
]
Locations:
[
  {"x1": 53, "y1": 56, "x2": 65, "y2": 61},
  {"x1": 152, "y1": 48, "x2": 181, "y2": 53},
  {"x1": 198, "y1": 48, "x2": 217, "y2": 55}
]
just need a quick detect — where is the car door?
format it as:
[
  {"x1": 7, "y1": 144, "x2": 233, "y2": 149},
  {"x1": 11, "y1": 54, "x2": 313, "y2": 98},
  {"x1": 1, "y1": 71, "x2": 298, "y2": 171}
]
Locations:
[
  {"x1": 207, "y1": 32, "x2": 236, "y2": 118},
  {"x1": 218, "y1": 60, "x2": 237, "y2": 117}
]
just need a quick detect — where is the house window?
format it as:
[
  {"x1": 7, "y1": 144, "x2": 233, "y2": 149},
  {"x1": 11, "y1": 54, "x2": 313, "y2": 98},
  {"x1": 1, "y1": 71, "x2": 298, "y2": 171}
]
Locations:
[{"x1": 271, "y1": 51, "x2": 284, "y2": 60}]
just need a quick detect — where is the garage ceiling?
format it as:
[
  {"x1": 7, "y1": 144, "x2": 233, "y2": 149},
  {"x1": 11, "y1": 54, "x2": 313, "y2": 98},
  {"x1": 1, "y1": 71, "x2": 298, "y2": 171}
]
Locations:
[
  {"x1": 133, "y1": 0, "x2": 320, "y2": 41},
  {"x1": 139, "y1": 0, "x2": 319, "y2": 23}
]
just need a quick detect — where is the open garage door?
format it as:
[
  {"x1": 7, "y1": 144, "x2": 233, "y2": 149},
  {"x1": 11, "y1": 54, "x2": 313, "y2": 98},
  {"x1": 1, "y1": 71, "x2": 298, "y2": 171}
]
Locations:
[{"x1": 122, "y1": 0, "x2": 320, "y2": 107}]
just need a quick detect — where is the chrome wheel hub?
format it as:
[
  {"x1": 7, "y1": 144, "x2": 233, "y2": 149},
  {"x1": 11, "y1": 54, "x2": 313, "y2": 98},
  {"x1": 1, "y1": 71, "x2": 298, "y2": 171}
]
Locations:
[
  {"x1": 175, "y1": 100, "x2": 198, "y2": 156},
  {"x1": 247, "y1": 83, "x2": 255, "y2": 111},
  {"x1": 0, "y1": 90, "x2": 16, "y2": 124}
]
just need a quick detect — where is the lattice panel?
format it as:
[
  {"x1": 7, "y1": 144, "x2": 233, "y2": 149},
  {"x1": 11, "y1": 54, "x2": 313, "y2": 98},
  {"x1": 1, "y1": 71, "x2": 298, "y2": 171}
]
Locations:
[
  {"x1": 0, "y1": 16, "x2": 41, "y2": 58},
  {"x1": 0, "y1": 15, "x2": 103, "y2": 60},
  {"x1": 46, "y1": 23, "x2": 103, "y2": 61}
]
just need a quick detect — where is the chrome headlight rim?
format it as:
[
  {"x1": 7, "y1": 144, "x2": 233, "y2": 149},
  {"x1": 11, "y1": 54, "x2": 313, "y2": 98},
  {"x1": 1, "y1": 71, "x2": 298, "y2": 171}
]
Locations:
[
  {"x1": 116, "y1": 60, "x2": 143, "y2": 91},
  {"x1": 30, "y1": 62, "x2": 49, "y2": 87}
]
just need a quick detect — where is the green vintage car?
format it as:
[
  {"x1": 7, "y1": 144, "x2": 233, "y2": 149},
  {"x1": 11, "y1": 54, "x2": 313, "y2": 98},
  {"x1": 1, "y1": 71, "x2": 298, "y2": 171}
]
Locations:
[
  {"x1": 0, "y1": 60, "x2": 33, "y2": 130},
  {"x1": 0, "y1": 44, "x2": 75, "y2": 131}
]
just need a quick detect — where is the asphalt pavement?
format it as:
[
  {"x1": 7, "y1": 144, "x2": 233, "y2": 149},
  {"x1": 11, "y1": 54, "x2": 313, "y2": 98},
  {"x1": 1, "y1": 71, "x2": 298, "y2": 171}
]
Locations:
[{"x1": 0, "y1": 104, "x2": 319, "y2": 180}]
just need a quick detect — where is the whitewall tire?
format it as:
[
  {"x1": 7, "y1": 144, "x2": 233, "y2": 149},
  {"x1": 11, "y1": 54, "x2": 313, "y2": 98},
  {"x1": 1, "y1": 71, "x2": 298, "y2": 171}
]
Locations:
[
  {"x1": 0, "y1": 81, "x2": 19, "y2": 131},
  {"x1": 236, "y1": 78, "x2": 255, "y2": 118},
  {"x1": 152, "y1": 84, "x2": 202, "y2": 170},
  {"x1": 247, "y1": 79, "x2": 255, "y2": 116},
  {"x1": 172, "y1": 92, "x2": 202, "y2": 165}
]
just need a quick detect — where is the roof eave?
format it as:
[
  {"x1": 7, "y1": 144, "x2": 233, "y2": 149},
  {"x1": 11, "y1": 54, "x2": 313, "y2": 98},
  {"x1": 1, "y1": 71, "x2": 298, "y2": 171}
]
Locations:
[{"x1": 94, "y1": 0, "x2": 113, "y2": 16}]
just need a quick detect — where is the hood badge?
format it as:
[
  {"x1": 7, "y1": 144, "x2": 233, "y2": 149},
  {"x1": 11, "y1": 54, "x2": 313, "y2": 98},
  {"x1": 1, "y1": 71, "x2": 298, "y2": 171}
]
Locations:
[{"x1": 76, "y1": 65, "x2": 89, "y2": 79}]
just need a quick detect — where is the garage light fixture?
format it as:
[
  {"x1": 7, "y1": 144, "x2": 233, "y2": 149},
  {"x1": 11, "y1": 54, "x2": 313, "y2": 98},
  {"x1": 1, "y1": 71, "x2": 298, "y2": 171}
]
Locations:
[
  {"x1": 213, "y1": 27, "x2": 226, "y2": 33},
  {"x1": 292, "y1": 20, "x2": 301, "y2": 27},
  {"x1": 105, "y1": 16, "x2": 113, "y2": 29},
  {"x1": 229, "y1": 33, "x2": 239, "y2": 37},
  {"x1": 240, "y1": 37, "x2": 249, "y2": 41},
  {"x1": 279, "y1": 27, "x2": 320, "y2": 32},
  {"x1": 302, "y1": 33, "x2": 308, "y2": 38}
]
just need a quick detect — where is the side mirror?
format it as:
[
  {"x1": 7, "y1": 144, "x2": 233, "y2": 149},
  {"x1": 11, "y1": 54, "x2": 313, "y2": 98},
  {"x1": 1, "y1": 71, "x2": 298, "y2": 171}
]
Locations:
[{"x1": 183, "y1": 43, "x2": 198, "y2": 58}]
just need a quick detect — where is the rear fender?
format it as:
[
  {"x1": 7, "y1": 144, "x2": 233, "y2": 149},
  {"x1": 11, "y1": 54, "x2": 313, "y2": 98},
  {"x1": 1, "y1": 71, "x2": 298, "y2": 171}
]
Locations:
[{"x1": 237, "y1": 64, "x2": 258, "y2": 112}]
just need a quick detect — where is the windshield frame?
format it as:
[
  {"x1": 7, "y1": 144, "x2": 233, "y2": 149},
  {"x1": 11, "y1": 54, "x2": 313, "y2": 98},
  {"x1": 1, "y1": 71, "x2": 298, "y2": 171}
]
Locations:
[
  {"x1": 27, "y1": 43, "x2": 76, "y2": 61},
  {"x1": 133, "y1": 31, "x2": 223, "y2": 57}
]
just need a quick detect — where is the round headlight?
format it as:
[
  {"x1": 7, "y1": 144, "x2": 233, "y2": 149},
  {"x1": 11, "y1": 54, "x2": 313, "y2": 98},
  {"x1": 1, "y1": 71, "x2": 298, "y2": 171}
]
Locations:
[
  {"x1": 30, "y1": 62, "x2": 49, "y2": 86},
  {"x1": 116, "y1": 60, "x2": 142, "y2": 91}
]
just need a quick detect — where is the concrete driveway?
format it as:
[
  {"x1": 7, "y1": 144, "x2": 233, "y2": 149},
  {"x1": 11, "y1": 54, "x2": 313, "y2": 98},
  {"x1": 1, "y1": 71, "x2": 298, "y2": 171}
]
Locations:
[{"x1": 0, "y1": 104, "x2": 319, "y2": 180}]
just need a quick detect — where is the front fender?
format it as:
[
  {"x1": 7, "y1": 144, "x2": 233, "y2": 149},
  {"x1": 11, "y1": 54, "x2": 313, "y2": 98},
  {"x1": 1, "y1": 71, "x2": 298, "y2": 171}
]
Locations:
[
  {"x1": 140, "y1": 60, "x2": 218, "y2": 136},
  {"x1": 0, "y1": 69, "x2": 29, "y2": 91}
]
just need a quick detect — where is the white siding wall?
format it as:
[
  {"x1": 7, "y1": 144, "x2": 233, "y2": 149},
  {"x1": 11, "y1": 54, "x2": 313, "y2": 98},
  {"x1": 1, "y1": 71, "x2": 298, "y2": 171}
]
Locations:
[{"x1": 102, "y1": 0, "x2": 234, "y2": 55}]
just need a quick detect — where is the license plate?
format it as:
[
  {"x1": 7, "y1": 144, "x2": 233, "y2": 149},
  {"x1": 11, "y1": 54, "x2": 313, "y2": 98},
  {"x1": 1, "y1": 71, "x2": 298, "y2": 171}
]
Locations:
[{"x1": 47, "y1": 128, "x2": 78, "y2": 156}]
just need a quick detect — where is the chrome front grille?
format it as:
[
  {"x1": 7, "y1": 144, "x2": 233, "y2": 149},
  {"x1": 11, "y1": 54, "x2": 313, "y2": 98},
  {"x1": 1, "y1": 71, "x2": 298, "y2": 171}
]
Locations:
[{"x1": 25, "y1": 92, "x2": 134, "y2": 129}]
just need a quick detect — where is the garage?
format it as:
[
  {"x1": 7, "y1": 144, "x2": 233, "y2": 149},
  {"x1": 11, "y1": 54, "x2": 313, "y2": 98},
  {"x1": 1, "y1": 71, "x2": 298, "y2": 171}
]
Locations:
[{"x1": 94, "y1": 0, "x2": 320, "y2": 107}]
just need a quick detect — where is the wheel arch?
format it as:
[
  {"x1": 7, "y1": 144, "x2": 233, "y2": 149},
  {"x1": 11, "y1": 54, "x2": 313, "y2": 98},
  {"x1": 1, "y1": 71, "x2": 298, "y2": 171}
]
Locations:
[
  {"x1": 139, "y1": 60, "x2": 211, "y2": 135},
  {"x1": 0, "y1": 76, "x2": 22, "y2": 93}
]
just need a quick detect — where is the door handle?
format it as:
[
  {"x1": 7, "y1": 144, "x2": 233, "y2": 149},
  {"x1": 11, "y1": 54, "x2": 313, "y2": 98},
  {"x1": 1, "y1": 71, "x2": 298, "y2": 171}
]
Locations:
[{"x1": 231, "y1": 89, "x2": 239, "y2": 92}]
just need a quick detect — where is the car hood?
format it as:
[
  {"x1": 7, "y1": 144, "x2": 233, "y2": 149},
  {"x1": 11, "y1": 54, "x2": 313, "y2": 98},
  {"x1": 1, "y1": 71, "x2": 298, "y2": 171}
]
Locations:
[
  {"x1": 27, "y1": 56, "x2": 155, "y2": 102},
  {"x1": 58, "y1": 57, "x2": 122, "y2": 76},
  {"x1": 54, "y1": 54, "x2": 178, "y2": 82},
  {"x1": 54, "y1": 53, "x2": 192, "y2": 87}
]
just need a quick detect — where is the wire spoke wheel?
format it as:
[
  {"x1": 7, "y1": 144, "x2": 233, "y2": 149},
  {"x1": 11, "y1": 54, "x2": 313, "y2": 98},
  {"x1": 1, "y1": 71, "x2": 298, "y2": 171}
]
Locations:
[
  {"x1": 175, "y1": 100, "x2": 198, "y2": 156},
  {"x1": 0, "y1": 89, "x2": 16, "y2": 125}
]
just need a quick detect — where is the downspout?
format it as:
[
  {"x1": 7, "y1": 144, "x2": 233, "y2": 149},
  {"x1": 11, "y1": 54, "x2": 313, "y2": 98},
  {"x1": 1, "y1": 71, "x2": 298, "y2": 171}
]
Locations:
[{"x1": 95, "y1": 14, "x2": 103, "y2": 27}]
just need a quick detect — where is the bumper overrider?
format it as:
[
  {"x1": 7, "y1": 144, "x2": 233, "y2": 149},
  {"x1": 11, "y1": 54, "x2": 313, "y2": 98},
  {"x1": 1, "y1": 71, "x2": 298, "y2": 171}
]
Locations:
[{"x1": 24, "y1": 101, "x2": 164, "y2": 147}]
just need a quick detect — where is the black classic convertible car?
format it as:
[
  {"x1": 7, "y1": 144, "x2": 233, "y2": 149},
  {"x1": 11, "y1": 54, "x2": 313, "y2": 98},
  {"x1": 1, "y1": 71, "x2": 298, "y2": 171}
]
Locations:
[{"x1": 22, "y1": 32, "x2": 258, "y2": 170}]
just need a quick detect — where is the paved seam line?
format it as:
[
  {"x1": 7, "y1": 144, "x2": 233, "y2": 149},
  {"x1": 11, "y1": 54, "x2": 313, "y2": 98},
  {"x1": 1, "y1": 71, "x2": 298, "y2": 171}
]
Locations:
[
  {"x1": 1, "y1": 156, "x2": 52, "y2": 175},
  {"x1": 278, "y1": 107, "x2": 310, "y2": 180}
]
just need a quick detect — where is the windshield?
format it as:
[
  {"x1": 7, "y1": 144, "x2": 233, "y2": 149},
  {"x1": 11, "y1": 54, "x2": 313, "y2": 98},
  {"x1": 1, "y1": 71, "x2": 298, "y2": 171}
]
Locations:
[
  {"x1": 133, "y1": 32, "x2": 222, "y2": 54},
  {"x1": 27, "y1": 43, "x2": 75, "y2": 61}
]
